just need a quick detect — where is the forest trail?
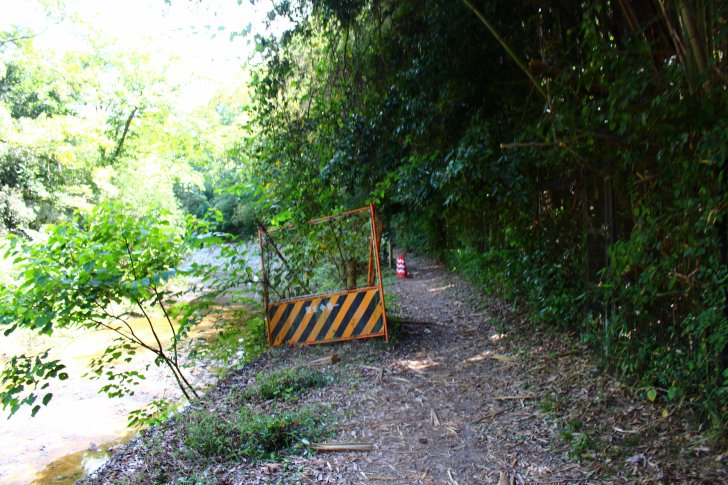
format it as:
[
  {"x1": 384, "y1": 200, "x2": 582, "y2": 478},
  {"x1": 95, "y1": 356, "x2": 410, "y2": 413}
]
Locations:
[
  {"x1": 87, "y1": 254, "x2": 725, "y2": 484},
  {"x1": 312, "y1": 255, "x2": 588, "y2": 484}
]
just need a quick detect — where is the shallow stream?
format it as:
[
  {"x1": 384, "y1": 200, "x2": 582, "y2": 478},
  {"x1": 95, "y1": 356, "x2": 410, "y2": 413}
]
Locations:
[{"x1": 0, "y1": 315, "x2": 218, "y2": 485}]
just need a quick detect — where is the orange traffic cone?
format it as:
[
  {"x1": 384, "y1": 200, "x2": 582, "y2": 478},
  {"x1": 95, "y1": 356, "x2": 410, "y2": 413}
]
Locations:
[{"x1": 396, "y1": 255, "x2": 409, "y2": 278}]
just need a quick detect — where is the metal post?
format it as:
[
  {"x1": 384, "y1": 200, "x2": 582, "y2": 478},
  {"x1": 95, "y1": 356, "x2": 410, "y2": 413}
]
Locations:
[
  {"x1": 370, "y1": 203, "x2": 389, "y2": 342},
  {"x1": 257, "y1": 229, "x2": 272, "y2": 347}
]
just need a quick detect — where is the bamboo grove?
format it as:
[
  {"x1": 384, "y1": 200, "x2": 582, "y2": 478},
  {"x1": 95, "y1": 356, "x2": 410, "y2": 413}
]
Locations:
[{"x1": 243, "y1": 0, "x2": 728, "y2": 425}]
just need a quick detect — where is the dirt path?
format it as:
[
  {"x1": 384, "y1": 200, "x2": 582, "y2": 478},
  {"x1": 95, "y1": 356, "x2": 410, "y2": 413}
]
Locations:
[
  {"x1": 303, "y1": 255, "x2": 591, "y2": 484},
  {"x1": 314, "y1": 256, "x2": 582, "y2": 484},
  {"x1": 86, "y1": 254, "x2": 725, "y2": 484}
]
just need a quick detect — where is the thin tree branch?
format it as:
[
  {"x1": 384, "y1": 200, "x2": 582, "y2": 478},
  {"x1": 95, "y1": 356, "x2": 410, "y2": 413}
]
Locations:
[
  {"x1": 327, "y1": 220, "x2": 349, "y2": 288},
  {"x1": 109, "y1": 107, "x2": 138, "y2": 163},
  {"x1": 149, "y1": 280, "x2": 180, "y2": 367},
  {"x1": 96, "y1": 304, "x2": 149, "y2": 348},
  {"x1": 88, "y1": 318, "x2": 144, "y2": 350},
  {"x1": 0, "y1": 33, "x2": 35, "y2": 47},
  {"x1": 122, "y1": 236, "x2": 197, "y2": 399},
  {"x1": 257, "y1": 220, "x2": 312, "y2": 294},
  {"x1": 461, "y1": 0, "x2": 548, "y2": 100},
  {"x1": 132, "y1": 296, "x2": 197, "y2": 399},
  {"x1": 500, "y1": 142, "x2": 555, "y2": 149}
]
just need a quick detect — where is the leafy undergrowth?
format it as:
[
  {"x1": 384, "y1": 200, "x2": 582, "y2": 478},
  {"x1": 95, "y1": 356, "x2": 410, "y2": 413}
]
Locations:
[
  {"x1": 182, "y1": 403, "x2": 330, "y2": 462},
  {"x1": 240, "y1": 367, "x2": 330, "y2": 401},
  {"x1": 179, "y1": 368, "x2": 332, "y2": 463}
]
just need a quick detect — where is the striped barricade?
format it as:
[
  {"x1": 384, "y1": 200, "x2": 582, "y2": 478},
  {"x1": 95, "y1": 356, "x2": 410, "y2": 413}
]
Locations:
[
  {"x1": 268, "y1": 287, "x2": 385, "y2": 346},
  {"x1": 259, "y1": 204, "x2": 389, "y2": 347}
]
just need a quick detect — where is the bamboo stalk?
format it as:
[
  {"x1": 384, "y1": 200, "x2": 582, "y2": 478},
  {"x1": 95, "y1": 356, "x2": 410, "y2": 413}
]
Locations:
[
  {"x1": 461, "y1": 0, "x2": 548, "y2": 100},
  {"x1": 312, "y1": 442, "x2": 374, "y2": 451},
  {"x1": 500, "y1": 142, "x2": 554, "y2": 149}
]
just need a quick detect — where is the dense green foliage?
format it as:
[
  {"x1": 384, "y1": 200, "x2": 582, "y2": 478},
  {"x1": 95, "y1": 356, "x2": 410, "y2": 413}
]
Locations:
[
  {"x1": 0, "y1": 200, "x2": 197, "y2": 414},
  {"x1": 0, "y1": 198, "x2": 259, "y2": 418},
  {"x1": 245, "y1": 0, "x2": 727, "y2": 424},
  {"x1": 0, "y1": 18, "x2": 256, "y2": 238},
  {"x1": 0, "y1": 35, "x2": 96, "y2": 234}
]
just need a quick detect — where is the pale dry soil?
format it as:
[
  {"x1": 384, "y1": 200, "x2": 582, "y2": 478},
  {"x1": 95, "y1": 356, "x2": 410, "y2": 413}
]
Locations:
[{"x1": 84, "y1": 255, "x2": 726, "y2": 484}]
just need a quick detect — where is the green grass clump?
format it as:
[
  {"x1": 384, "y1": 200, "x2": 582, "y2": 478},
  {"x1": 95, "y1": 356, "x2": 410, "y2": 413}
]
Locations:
[
  {"x1": 559, "y1": 418, "x2": 602, "y2": 460},
  {"x1": 183, "y1": 411, "x2": 238, "y2": 458},
  {"x1": 183, "y1": 404, "x2": 330, "y2": 461},
  {"x1": 246, "y1": 367, "x2": 330, "y2": 401}
]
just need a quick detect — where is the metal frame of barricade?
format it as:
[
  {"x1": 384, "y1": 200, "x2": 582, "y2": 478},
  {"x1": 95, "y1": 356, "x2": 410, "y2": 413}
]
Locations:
[{"x1": 258, "y1": 204, "x2": 389, "y2": 347}]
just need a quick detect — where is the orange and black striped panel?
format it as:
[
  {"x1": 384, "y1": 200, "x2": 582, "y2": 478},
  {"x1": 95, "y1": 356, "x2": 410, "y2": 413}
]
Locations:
[{"x1": 267, "y1": 288, "x2": 385, "y2": 346}]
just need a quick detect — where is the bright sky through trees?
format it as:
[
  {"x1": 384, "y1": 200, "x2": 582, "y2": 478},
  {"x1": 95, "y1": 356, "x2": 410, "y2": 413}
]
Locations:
[{"x1": 1, "y1": 0, "x2": 269, "y2": 110}]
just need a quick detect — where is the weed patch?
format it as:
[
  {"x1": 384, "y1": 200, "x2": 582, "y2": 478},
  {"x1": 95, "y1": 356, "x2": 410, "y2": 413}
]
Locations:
[
  {"x1": 241, "y1": 367, "x2": 330, "y2": 401},
  {"x1": 182, "y1": 404, "x2": 331, "y2": 461},
  {"x1": 559, "y1": 418, "x2": 603, "y2": 461}
]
